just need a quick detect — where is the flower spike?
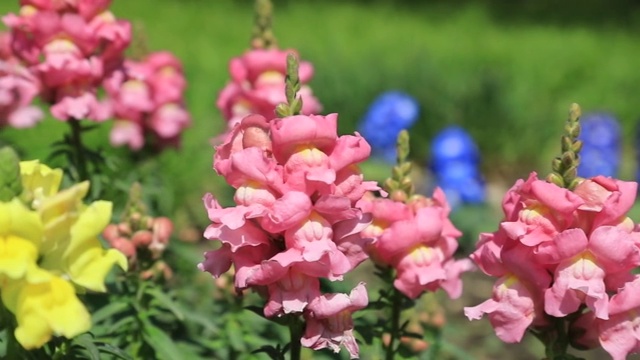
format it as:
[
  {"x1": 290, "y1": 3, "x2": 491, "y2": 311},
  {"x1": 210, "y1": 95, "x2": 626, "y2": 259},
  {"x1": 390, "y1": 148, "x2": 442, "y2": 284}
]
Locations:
[
  {"x1": 251, "y1": 0, "x2": 278, "y2": 50},
  {"x1": 548, "y1": 103, "x2": 582, "y2": 190}
]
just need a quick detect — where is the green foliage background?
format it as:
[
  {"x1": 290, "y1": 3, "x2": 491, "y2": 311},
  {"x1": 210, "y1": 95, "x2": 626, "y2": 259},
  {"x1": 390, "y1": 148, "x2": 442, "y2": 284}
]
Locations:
[
  {"x1": 0, "y1": 1, "x2": 637, "y2": 358},
  {"x1": 2, "y1": 0, "x2": 640, "y2": 218}
]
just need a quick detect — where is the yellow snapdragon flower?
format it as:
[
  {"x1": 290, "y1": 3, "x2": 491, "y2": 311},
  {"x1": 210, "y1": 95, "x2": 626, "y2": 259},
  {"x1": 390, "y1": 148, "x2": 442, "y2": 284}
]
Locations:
[{"x1": 0, "y1": 160, "x2": 127, "y2": 349}]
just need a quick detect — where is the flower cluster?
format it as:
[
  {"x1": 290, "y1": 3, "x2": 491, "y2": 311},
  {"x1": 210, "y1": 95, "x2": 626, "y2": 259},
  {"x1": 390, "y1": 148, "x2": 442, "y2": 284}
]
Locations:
[
  {"x1": 216, "y1": 49, "x2": 321, "y2": 137},
  {"x1": 358, "y1": 189, "x2": 472, "y2": 299},
  {"x1": 357, "y1": 91, "x2": 419, "y2": 163},
  {"x1": 464, "y1": 173, "x2": 640, "y2": 359},
  {"x1": 105, "y1": 52, "x2": 190, "y2": 150},
  {"x1": 0, "y1": 157, "x2": 126, "y2": 349},
  {"x1": 103, "y1": 214, "x2": 173, "y2": 268},
  {"x1": 3, "y1": 0, "x2": 131, "y2": 121},
  {"x1": 430, "y1": 126, "x2": 485, "y2": 209},
  {"x1": 0, "y1": 31, "x2": 43, "y2": 128},
  {"x1": 577, "y1": 112, "x2": 621, "y2": 178},
  {"x1": 199, "y1": 112, "x2": 378, "y2": 357}
]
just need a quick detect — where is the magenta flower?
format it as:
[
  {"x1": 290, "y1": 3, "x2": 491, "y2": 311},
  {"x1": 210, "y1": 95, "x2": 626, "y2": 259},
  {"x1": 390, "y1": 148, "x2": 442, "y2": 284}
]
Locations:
[{"x1": 215, "y1": 49, "x2": 322, "y2": 137}]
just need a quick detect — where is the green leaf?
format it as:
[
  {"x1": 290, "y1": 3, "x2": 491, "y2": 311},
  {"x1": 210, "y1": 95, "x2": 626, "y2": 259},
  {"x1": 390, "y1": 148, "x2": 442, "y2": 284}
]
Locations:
[
  {"x1": 96, "y1": 342, "x2": 135, "y2": 360},
  {"x1": 71, "y1": 333, "x2": 101, "y2": 360},
  {"x1": 106, "y1": 316, "x2": 136, "y2": 334},
  {"x1": 145, "y1": 287, "x2": 184, "y2": 321},
  {"x1": 140, "y1": 318, "x2": 183, "y2": 360},
  {"x1": 226, "y1": 318, "x2": 246, "y2": 352},
  {"x1": 92, "y1": 301, "x2": 130, "y2": 324}
]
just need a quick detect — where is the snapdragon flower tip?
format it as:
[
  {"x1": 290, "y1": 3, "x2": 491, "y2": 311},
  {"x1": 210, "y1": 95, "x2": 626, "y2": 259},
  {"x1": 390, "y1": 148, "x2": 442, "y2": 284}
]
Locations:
[{"x1": 357, "y1": 91, "x2": 419, "y2": 152}]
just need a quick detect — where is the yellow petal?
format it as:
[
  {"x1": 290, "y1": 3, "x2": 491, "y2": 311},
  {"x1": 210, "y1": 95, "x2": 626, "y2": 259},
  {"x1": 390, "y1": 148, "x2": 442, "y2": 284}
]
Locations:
[
  {"x1": 0, "y1": 235, "x2": 39, "y2": 280},
  {"x1": 3, "y1": 276, "x2": 91, "y2": 350},
  {"x1": 0, "y1": 198, "x2": 43, "y2": 243},
  {"x1": 65, "y1": 201, "x2": 126, "y2": 291},
  {"x1": 19, "y1": 160, "x2": 63, "y2": 208},
  {"x1": 65, "y1": 244, "x2": 127, "y2": 292},
  {"x1": 38, "y1": 182, "x2": 89, "y2": 253}
]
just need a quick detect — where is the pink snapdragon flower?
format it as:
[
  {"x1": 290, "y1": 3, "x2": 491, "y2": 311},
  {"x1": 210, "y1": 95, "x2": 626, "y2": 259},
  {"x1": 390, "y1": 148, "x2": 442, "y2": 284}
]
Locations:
[
  {"x1": 105, "y1": 51, "x2": 190, "y2": 150},
  {"x1": 0, "y1": 58, "x2": 43, "y2": 128},
  {"x1": 465, "y1": 172, "x2": 640, "y2": 348},
  {"x1": 359, "y1": 188, "x2": 472, "y2": 299},
  {"x1": 216, "y1": 49, "x2": 322, "y2": 137},
  {"x1": 301, "y1": 283, "x2": 368, "y2": 359},
  {"x1": 3, "y1": 0, "x2": 131, "y2": 121},
  {"x1": 200, "y1": 112, "x2": 376, "y2": 357},
  {"x1": 570, "y1": 276, "x2": 640, "y2": 360}
]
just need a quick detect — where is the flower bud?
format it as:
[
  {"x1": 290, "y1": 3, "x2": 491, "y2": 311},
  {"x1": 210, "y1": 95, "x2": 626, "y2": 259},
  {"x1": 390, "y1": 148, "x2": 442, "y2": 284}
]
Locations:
[
  {"x1": 102, "y1": 224, "x2": 120, "y2": 242},
  {"x1": 131, "y1": 230, "x2": 153, "y2": 247}
]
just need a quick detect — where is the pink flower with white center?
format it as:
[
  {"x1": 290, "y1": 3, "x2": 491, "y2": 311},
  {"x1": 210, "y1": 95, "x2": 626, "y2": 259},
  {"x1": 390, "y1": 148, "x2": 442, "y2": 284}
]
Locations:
[
  {"x1": 0, "y1": 60, "x2": 43, "y2": 128},
  {"x1": 499, "y1": 172, "x2": 584, "y2": 249},
  {"x1": 543, "y1": 226, "x2": 640, "y2": 319},
  {"x1": 466, "y1": 171, "x2": 640, "y2": 353},
  {"x1": 301, "y1": 283, "x2": 368, "y2": 359},
  {"x1": 105, "y1": 52, "x2": 190, "y2": 150},
  {"x1": 3, "y1": 0, "x2": 131, "y2": 122},
  {"x1": 201, "y1": 106, "x2": 376, "y2": 359},
  {"x1": 573, "y1": 176, "x2": 638, "y2": 230},
  {"x1": 361, "y1": 188, "x2": 470, "y2": 299},
  {"x1": 215, "y1": 48, "x2": 322, "y2": 137},
  {"x1": 465, "y1": 274, "x2": 544, "y2": 343},
  {"x1": 264, "y1": 270, "x2": 321, "y2": 317}
]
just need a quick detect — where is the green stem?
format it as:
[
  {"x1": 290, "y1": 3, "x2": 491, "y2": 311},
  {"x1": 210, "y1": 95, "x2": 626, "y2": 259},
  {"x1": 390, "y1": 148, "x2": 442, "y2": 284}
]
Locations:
[
  {"x1": 288, "y1": 318, "x2": 303, "y2": 360},
  {"x1": 69, "y1": 120, "x2": 89, "y2": 182},
  {"x1": 543, "y1": 318, "x2": 569, "y2": 359},
  {"x1": 385, "y1": 287, "x2": 403, "y2": 360}
]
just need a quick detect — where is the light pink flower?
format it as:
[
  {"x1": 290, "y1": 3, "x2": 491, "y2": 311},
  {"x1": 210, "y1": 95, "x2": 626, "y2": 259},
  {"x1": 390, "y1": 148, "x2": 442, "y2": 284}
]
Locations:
[
  {"x1": 215, "y1": 48, "x2": 322, "y2": 139},
  {"x1": 466, "y1": 171, "x2": 640, "y2": 350},
  {"x1": 464, "y1": 275, "x2": 543, "y2": 343},
  {"x1": 543, "y1": 227, "x2": 640, "y2": 319},
  {"x1": 301, "y1": 283, "x2": 368, "y2": 359},
  {"x1": 0, "y1": 60, "x2": 43, "y2": 128},
  {"x1": 3, "y1": 0, "x2": 132, "y2": 122},
  {"x1": 363, "y1": 189, "x2": 469, "y2": 299},
  {"x1": 105, "y1": 52, "x2": 190, "y2": 150}
]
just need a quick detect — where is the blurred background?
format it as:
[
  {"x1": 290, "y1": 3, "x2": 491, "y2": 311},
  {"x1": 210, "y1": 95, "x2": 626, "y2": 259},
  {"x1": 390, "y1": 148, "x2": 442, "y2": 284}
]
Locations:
[{"x1": 2, "y1": 1, "x2": 639, "y2": 358}]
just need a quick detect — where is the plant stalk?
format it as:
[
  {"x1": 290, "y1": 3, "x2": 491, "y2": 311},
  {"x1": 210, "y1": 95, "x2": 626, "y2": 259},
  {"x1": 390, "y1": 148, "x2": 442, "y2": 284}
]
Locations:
[
  {"x1": 385, "y1": 287, "x2": 403, "y2": 360},
  {"x1": 288, "y1": 317, "x2": 303, "y2": 360},
  {"x1": 69, "y1": 120, "x2": 89, "y2": 182}
]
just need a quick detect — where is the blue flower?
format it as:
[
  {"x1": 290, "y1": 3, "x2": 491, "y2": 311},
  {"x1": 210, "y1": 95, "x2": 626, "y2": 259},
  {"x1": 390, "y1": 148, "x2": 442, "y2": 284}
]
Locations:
[
  {"x1": 430, "y1": 126, "x2": 480, "y2": 172},
  {"x1": 358, "y1": 91, "x2": 419, "y2": 163},
  {"x1": 429, "y1": 126, "x2": 485, "y2": 209},
  {"x1": 577, "y1": 112, "x2": 621, "y2": 178}
]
